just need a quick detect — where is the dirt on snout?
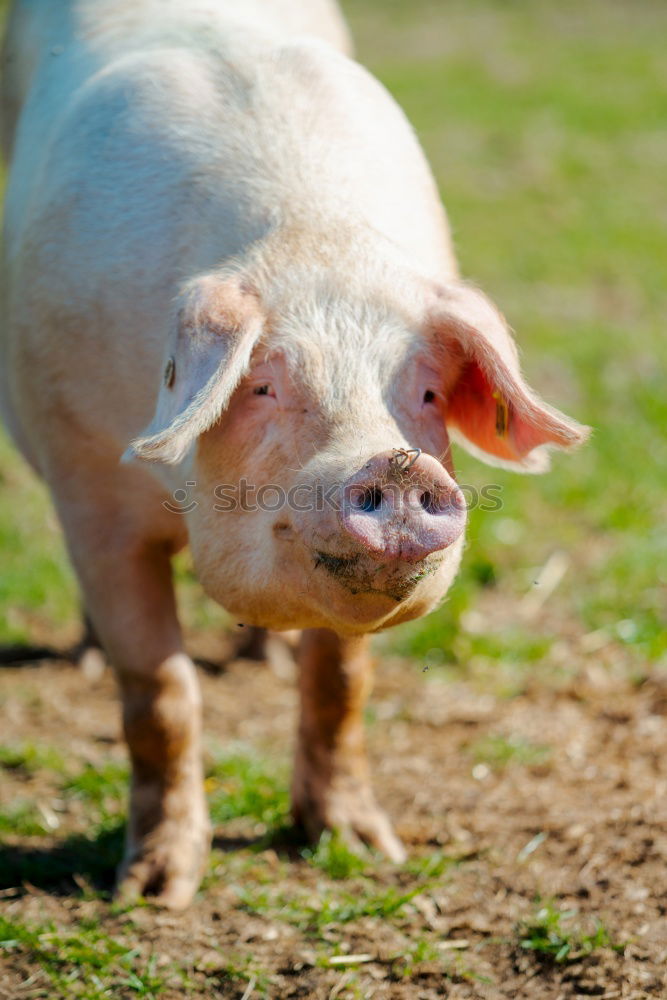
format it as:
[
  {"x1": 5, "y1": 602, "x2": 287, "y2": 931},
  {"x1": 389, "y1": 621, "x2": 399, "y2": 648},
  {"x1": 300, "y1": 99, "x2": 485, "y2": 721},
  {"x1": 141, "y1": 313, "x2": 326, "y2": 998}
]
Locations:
[{"x1": 0, "y1": 647, "x2": 666, "y2": 999}]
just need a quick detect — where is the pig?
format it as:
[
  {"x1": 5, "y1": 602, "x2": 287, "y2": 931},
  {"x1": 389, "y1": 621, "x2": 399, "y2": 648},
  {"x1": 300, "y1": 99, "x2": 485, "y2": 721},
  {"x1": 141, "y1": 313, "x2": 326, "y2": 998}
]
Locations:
[{"x1": 0, "y1": 0, "x2": 588, "y2": 908}]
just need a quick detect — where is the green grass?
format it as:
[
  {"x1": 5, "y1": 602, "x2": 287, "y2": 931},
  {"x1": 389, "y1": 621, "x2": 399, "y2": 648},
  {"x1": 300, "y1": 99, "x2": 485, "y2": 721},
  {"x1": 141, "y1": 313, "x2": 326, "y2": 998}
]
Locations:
[
  {"x1": 0, "y1": 434, "x2": 78, "y2": 645},
  {"x1": 389, "y1": 935, "x2": 483, "y2": 984},
  {"x1": 0, "y1": 914, "x2": 170, "y2": 999},
  {"x1": 1, "y1": 742, "x2": 288, "y2": 837},
  {"x1": 390, "y1": 935, "x2": 441, "y2": 977},
  {"x1": 0, "y1": 799, "x2": 50, "y2": 837},
  {"x1": 205, "y1": 745, "x2": 290, "y2": 831},
  {"x1": 235, "y1": 845, "x2": 458, "y2": 938},
  {"x1": 63, "y1": 761, "x2": 129, "y2": 806},
  {"x1": 518, "y1": 900, "x2": 624, "y2": 964},
  {"x1": 237, "y1": 880, "x2": 425, "y2": 934},
  {"x1": 402, "y1": 850, "x2": 463, "y2": 880},
  {"x1": 301, "y1": 830, "x2": 368, "y2": 879},
  {"x1": 62, "y1": 760, "x2": 129, "y2": 834},
  {"x1": 0, "y1": 743, "x2": 297, "y2": 896},
  {"x1": 469, "y1": 733, "x2": 551, "y2": 770},
  {"x1": 0, "y1": 742, "x2": 67, "y2": 774},
  {"x1": 0, "y1": 909, "x2": 277, "y2": 999},
  {"x1": 205, "y1": 954, "x2": 272, "y2": 999},
  {"x1": 0, "y1": 747, "x2": 129, "y2": 890}
]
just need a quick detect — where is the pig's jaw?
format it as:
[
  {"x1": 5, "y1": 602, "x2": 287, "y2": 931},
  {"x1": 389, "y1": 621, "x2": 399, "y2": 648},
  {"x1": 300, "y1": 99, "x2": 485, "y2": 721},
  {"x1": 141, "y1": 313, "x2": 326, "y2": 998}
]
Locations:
[
  {"x1": 304, "y1": 532, "x2": 464, "y2": 632},
  {"x1": 313, "y1": 549, "x2": 445, "y2": 603},
  {"x1": 194, "y1": 529, "x2": 464, "y2": 635}
]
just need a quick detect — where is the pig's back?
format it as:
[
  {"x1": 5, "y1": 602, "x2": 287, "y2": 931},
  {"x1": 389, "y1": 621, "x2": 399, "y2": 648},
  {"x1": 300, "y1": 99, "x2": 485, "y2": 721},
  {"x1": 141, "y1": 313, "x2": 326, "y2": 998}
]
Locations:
[
  {"x1": 5, "y1": 24, "x2": 452, "y2": 287},
  {"x1": 1, "y1": 0, "x2": 351, "y2": 157}
]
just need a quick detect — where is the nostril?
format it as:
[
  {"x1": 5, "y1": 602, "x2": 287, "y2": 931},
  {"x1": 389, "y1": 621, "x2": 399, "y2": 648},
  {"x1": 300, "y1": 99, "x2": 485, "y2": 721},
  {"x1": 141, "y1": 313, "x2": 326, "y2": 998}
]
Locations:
[
  {"x1": 363, "y1": 486, "x2": 382, "y2": 512},
  {"x1": 419, "y1": 487, "x2": 466, "y2": 516},
  {"x1": 419, "y1": 490, "x2": 433, "y2": 512},
  {"x1": 353, "y1": 486, "x2": 383, "y2": 512}
]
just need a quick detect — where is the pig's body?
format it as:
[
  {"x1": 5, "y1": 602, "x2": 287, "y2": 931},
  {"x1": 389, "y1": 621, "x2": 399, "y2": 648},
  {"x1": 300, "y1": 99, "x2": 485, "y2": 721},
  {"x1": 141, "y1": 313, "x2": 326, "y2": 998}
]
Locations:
[
  {"x1": 2, "y1": 0, "x2": 461, "y2": 630},
  {"x1": 1, "y1": 0, "x2": 587, "y2": 907}
]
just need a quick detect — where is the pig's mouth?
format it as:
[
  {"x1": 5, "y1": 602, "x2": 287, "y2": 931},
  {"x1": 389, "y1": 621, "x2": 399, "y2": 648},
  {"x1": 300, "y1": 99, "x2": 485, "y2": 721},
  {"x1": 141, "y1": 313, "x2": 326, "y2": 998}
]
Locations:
[
  {"x1": 314, "y1": 551, "x2": 361, "y2": 576},
  {"x1": 313, "y1": 549, "x2": 442, "y2": 603}
]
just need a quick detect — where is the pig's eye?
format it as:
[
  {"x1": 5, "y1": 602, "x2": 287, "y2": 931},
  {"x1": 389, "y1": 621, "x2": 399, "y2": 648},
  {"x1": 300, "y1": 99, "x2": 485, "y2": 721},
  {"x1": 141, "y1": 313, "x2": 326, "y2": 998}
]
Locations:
[
  {"x1": 423, "y1": 390, "x2": 436, "y2": 404},
  {"x1": 253, "y1": 384, "x2": 273, "y2": 396}
]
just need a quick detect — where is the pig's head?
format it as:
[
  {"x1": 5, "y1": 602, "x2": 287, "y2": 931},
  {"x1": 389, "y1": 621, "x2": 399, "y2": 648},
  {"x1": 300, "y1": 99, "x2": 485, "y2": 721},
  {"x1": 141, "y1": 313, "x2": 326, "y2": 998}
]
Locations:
[{"x1": 128, "y1": 258, "x2": 588, "y2": 634}]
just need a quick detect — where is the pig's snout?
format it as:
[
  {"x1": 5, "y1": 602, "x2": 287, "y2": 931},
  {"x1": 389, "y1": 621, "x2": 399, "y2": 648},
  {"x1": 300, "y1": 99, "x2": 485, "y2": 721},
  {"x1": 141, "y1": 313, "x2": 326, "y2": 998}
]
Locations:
[{"x1": 339, "y1": 450, "x2": 467, "y2": 563}]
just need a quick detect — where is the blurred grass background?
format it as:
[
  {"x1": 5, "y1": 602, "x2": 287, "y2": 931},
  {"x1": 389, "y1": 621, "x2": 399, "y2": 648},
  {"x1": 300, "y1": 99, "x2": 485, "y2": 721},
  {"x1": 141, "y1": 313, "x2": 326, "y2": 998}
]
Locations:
[{"x1": 1, "y1": 0, "x2": 665, "y2": 672}]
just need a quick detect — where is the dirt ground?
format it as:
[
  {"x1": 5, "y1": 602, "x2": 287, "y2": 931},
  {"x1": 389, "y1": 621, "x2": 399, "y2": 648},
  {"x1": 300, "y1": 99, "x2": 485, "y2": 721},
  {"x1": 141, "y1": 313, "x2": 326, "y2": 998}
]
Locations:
[{"x1": 1, "y1": 629, "x2": 666, "y2": 1000}]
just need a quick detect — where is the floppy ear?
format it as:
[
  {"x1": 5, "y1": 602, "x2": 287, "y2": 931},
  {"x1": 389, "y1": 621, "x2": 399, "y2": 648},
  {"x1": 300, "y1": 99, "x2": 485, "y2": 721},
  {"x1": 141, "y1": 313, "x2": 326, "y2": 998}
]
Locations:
[
  {"x1": 125, "y1": 273, "x2": 264, "y2": 464},
  {"x1": 429, "y1": 283, "x2": 590, "y2": 472}
]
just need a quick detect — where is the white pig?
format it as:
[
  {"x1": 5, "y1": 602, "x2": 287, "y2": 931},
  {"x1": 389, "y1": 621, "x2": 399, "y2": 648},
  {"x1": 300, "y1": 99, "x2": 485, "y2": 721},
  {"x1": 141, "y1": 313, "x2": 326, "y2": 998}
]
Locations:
[{"x1": 0, "y1": 0, "x2": 588, "y2": 908}]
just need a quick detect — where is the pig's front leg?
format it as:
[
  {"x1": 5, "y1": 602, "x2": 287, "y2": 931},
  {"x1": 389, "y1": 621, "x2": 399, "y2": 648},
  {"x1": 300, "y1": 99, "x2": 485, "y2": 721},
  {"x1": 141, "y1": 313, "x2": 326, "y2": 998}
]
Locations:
[
  {"x1": 70, "y1": 532, "x2": 211, "y2": 909},
  {"x1": 117, "y1": 649, "x2": 210, "y2": 909},
  {"x1": 292, "y1": 629, "x2": 405, "y2": 862}
]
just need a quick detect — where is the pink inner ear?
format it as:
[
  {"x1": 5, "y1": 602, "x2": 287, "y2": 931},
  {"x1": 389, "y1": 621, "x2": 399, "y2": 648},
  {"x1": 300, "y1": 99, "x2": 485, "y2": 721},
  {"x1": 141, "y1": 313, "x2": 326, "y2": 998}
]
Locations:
[
  {"x1": 447, "y1": 361, "x2": 521, "y2": 462},
  {"x1": 447, "y1": 361, "x2": 569, "y2": 464}
]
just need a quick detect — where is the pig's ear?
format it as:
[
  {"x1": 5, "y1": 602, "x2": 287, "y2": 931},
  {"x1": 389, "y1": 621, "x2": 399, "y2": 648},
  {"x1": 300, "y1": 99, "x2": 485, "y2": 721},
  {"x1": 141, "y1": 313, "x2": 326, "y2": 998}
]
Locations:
[
  {"x1": 125, "y1": 274, "x2": 264, "y2": 464},
  {"x1": 429, "y1": 283, "x2": 590, "y2": 472}
]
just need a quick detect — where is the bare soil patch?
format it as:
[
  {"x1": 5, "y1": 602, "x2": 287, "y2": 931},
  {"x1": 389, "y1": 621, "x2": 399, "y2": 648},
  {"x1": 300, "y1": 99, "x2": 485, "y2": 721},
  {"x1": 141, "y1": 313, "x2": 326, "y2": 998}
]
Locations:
[{"x1": 1, "y1": 648, "x2": 666, "y2": 999}]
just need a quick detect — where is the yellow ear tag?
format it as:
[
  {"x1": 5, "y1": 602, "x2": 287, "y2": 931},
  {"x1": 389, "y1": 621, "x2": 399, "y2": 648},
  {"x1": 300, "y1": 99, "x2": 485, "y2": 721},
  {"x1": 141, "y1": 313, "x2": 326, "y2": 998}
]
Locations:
[{"x1": 493, "y1": 391, "x2": 509, "y2": 437}]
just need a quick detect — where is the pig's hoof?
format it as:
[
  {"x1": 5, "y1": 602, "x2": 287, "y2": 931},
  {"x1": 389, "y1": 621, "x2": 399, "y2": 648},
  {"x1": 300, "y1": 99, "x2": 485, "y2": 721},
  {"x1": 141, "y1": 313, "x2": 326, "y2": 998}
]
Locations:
[
  {"x1": 292, "y1": 785, "x2": 406, "y2": 863},
  {"x1": 115, "y1": 824, "x2": 211, "y2": 910}
]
